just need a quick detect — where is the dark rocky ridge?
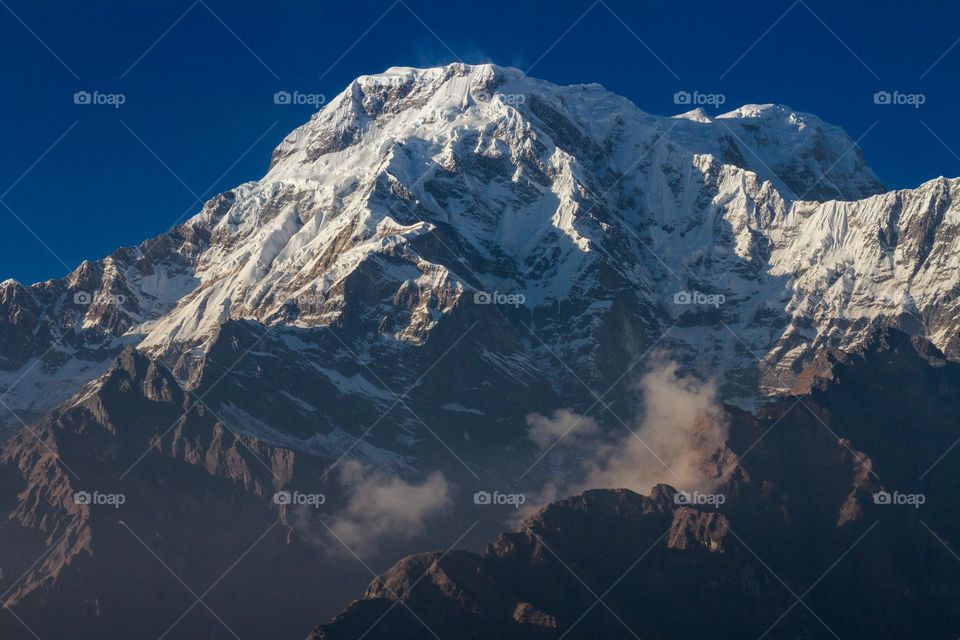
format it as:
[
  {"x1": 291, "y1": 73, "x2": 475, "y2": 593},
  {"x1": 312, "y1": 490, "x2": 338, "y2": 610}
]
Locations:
[
  {"x1": 308, "y1": 330, "x2": 960, "y2": 640},
  {"x1": 0, "y1": 345, "x2": 363, "y2": 638}
]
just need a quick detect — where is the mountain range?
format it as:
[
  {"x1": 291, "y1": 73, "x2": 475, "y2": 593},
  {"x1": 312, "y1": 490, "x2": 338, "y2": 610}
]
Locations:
[{"x1": 0, "y1": 63, "x2": 957, "y2": 639}]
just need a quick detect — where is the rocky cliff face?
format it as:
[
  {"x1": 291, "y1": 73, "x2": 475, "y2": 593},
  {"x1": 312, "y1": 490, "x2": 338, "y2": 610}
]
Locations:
[{"x1": 0, "y1": 345, "x2": 369, "y2": 638}]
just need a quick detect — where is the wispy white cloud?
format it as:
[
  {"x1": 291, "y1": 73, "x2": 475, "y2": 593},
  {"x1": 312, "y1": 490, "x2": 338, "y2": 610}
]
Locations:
[{"x1": 323, "y1": 461, "x2": 452, "y2": 556}]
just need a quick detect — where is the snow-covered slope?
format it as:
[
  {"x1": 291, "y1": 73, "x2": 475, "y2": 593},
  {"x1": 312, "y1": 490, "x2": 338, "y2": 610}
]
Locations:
[{"x1": 1, "y1": 63, "x2": 956, "y2": 426}]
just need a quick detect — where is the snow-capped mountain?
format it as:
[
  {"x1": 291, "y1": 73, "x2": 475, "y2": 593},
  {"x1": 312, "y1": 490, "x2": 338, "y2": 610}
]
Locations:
[
  {"x1": 2, "y1": 63, "x2": 960, "y2": 640},
  {"x1": 1, "y1": 62, "x2": 957, "y2": 430}
]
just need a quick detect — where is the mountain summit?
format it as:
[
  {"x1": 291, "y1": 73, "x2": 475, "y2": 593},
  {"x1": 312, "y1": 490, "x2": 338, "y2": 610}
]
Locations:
[{"x1": 0, "y1": 62, "x2": 955, "y2": 429}]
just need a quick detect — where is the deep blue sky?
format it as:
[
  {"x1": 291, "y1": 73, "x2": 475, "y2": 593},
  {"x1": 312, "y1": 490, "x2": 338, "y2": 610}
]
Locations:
[{"x1": 1, "y1": 0, "x2": 958, "y2": 283}]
